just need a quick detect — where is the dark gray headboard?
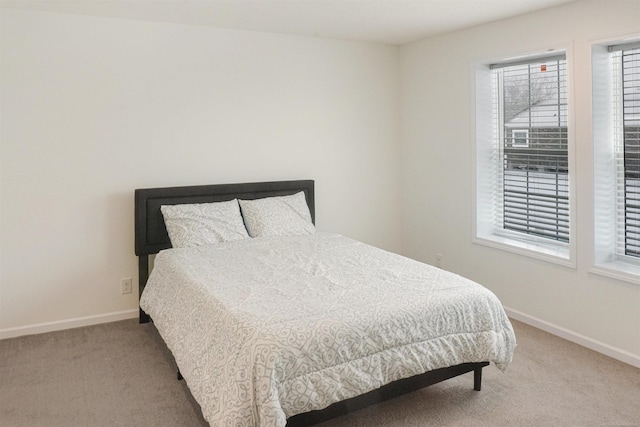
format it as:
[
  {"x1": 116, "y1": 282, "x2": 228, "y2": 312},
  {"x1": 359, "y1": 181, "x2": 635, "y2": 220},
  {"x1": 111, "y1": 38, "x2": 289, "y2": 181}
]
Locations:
[{"x1": 134, "y1": 179, "x2": 315, "y2": 322}]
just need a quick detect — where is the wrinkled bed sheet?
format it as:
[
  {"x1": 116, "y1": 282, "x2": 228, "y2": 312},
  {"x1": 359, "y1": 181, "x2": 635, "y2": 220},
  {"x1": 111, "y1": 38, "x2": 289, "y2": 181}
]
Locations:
[{"x1": 141, "y1": 233, "x2": 516, "y2": 426}]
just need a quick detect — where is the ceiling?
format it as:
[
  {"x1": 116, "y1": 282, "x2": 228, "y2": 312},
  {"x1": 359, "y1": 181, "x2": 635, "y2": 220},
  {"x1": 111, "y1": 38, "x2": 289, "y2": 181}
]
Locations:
[{"x1": 1, "y1": 0, "x2": 578, "y2": 45}]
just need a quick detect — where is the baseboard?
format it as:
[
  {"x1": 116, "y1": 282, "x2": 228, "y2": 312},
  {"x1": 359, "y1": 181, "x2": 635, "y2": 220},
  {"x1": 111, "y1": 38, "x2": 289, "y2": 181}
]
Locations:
[
  {"x1": 505, "y1": 307, "x2": 640, "y2": 369},
  {"x1": 0, "y1": 309, "x2": 138, "y2": 340}
]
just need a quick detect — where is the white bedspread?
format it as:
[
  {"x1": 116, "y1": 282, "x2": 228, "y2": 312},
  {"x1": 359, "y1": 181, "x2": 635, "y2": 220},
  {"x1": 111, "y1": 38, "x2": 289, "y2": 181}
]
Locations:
[{"x1": 140, "y1": 233, "x2": 516, "y2": 426}]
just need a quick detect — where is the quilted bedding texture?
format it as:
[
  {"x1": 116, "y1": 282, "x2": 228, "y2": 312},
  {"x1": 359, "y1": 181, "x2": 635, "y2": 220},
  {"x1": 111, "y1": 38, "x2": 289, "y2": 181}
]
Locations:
[{"x1": 140, "y1": 232, "x2": 516, "y2": 426}]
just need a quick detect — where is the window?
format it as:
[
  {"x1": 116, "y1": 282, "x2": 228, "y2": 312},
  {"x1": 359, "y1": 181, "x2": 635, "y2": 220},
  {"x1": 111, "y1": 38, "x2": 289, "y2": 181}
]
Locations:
[
  {"x1": 616, "y1": 46, "x2": 640, "y2": 258},
  {"x1": 593, "y1": 39, "x2": 640, "y2": 282},
  {"x1": 475, "y1": 52, "x2": 572, "y2": 264},
  {"x1": 512, "y1": 129, "x2": 529, "y2": 147}
]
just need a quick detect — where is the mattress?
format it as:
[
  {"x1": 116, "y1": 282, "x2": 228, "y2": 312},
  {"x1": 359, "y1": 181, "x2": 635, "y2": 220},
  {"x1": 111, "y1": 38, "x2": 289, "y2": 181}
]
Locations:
[{"x1": 140, "y1": 232, "x2": 516, "y2": 426}]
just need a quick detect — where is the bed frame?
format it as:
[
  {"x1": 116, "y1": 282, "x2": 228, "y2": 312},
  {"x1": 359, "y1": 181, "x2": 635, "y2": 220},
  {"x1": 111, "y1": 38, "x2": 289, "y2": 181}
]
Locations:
[{"x1": 134, "y1": 179, "x2": 489, "y2": 426}]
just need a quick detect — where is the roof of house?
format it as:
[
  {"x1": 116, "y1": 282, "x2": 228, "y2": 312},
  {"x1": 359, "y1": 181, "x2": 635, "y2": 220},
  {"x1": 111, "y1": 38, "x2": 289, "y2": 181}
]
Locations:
[
  {"x1": 505, "y1": 98, "x2": 567, "y2": 129},
  {"x1": 506, "y1": 90, "x2": 640, "y2": 129}
]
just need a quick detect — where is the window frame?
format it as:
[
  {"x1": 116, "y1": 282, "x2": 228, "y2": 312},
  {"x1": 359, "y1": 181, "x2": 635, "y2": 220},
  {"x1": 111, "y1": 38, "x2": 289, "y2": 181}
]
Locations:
[
  {"x1": 473, "y1": 48, "x2": 576, "y2": 267},
  {"x1": 591, "y1": 37, "x2": 640, "y2": 284}
]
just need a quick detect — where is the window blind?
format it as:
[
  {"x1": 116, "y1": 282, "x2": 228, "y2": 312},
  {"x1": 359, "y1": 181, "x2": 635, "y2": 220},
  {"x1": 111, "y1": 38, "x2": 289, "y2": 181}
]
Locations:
[
  {"x1": 616, "y1": 47, "x2": 640, "y2": 257},
  {"x1": 492, "y1": 56, "x2": 569, "y2": 243}
]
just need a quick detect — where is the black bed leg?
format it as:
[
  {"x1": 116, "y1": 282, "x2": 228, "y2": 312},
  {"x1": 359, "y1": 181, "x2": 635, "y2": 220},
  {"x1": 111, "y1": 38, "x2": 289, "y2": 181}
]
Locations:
[
  {"x1": 139, "y1": 256, "x2": 150, "y2": 323},
  {"x1": 473, "y1": 366, "x2": 483, "y2": 391}
]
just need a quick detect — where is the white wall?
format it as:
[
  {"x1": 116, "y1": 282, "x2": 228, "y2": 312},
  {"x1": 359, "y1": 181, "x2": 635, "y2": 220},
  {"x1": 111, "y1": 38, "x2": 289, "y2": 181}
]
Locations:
[
  {"x1": 3, "y1": 1, "x2": 638, "y2": 368},
  {"x1": 401, "y1": 0, "x2": 640, "y2": 365},
  {"x1": 0, "y1": 8, "x2": 401, "y2": 334}
]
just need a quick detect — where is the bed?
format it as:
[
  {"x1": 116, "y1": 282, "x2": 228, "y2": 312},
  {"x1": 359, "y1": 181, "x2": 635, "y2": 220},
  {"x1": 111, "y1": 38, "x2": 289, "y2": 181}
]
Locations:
[{"x1": 135, "y1": 179, "x2": 516, "y2": 426}]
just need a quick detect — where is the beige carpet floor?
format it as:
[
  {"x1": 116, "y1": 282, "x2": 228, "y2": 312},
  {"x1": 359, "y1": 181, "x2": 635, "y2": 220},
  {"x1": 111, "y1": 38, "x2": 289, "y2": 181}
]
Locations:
[{"x1": 1, "y1": 318, "x2": 639, "y2": 426}]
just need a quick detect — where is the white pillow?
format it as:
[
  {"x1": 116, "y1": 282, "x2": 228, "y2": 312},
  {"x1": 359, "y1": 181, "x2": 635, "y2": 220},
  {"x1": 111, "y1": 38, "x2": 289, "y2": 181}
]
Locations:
[
  {"x1": 160, "y1": 199, "x2": 249, "y2": 248},
  {"x1": 239, "y1": 192, "x2": 315, "y2": 237}
]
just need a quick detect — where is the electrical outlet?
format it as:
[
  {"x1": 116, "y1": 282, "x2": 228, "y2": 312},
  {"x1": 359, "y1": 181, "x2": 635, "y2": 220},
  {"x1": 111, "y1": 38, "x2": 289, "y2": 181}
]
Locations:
[
  {"x1": 435, "y1": 253, "x2": 443, "y2": 268},
  {"x1": 121, "y1": 278, "x2": 132, "y2": 295}
]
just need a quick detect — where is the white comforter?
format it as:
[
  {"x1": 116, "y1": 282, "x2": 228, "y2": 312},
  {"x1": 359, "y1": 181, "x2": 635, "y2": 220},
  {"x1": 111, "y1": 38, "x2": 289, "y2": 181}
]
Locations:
[{"x1": 140, "y1": 233, "x2": 516, "y2": 426}]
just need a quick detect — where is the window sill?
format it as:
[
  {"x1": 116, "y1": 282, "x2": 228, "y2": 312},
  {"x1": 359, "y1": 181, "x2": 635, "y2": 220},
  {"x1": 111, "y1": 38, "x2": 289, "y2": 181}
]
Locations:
[
  {"x1": 590, "y1": 260, "x2": 640, "y2": 285},
  {"x1": 473, "y1": 233, "x2": 574, "y2": 268}
]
